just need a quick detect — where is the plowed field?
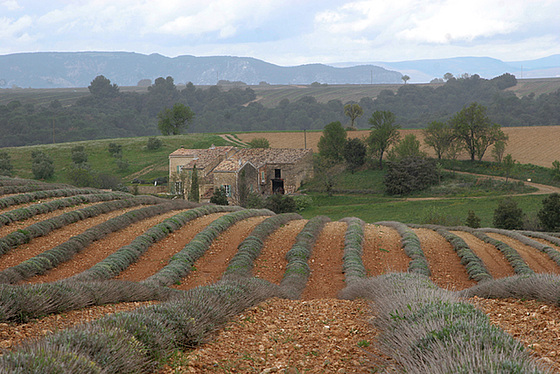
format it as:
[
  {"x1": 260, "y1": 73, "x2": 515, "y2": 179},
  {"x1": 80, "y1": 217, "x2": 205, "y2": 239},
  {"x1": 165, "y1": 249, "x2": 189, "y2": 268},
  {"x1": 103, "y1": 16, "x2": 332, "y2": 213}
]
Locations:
[
  {"x1": 2, "y1": 192, "x2": 560, "y2": 372},
  {"x1": 237, "y1": 126, "x2": 560, "y2": 167}
]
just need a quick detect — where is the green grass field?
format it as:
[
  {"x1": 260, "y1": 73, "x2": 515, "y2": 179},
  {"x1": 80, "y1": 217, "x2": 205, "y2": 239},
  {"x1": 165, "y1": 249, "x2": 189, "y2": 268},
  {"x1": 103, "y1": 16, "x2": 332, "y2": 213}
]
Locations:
[{"x1": 4, "y1": 133, "x2": 230, "y2": 185}]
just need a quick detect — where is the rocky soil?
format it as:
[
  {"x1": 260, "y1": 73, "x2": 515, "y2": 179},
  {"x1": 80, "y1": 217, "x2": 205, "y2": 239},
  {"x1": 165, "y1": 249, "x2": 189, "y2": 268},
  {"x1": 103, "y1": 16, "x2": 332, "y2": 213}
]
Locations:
[{"x1": 1, "y1": 208, "x2": 560, "y2": 372}]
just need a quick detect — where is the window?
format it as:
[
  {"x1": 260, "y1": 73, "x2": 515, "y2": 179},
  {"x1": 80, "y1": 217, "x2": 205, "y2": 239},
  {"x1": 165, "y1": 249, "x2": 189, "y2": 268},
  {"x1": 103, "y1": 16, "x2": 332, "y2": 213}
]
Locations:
[
  {"x1": 260, "y1": 171, "x2": 265, "y2": 183},
  {"x1": 275, "y1": 169, "x2": 281, "y2": 179},
  {"x1": 224, "y1": 185, "x2": 231, "y2": 197}
]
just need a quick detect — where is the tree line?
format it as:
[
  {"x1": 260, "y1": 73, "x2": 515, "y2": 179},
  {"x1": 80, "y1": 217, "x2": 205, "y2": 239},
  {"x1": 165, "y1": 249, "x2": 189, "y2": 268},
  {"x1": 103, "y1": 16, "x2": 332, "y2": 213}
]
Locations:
[{"x1": 1, "y1": 72, "x2": 560, "y2": 147}]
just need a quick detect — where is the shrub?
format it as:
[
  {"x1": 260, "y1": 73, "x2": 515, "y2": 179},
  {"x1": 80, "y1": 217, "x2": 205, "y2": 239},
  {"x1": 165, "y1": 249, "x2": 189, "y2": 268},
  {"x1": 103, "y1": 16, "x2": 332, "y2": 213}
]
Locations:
[
  {"x1": 210, "y1": 186, "x2": 228, "y2": 205},
  {"x1": 493, "y1": 198, "x2": 524, "y2": 229},
  {"x1": 0, "y1": 151, "x2": 13, "y2": 177},
  {"x1": 247, "y1": 138, "x2": 270, "y2": 148},
  {"x1": 31, "y1": 151, "x2": 54, "y2": 180},
  {"x1": 146, "y1": 137, "x2": 162, "y2": 150},
  {"x1": 538, "y1": 193, "x2": 560, "y2": 232},
  {"x1": 115, "y1": 158, "x2": 130, "y2": 172},
  {"x1": 292, "y1": 194, "x2": 312, "y2": 211},
  {"x1": 384, "y1": 156, "x2": 439, "y2": 195},
  {"x1": 71, "y1": 145, "x2": 88, "y2": 165},
  {"x1": 264, "y1": 194, "x2": 297, "y2": 214},
  {"x1": 108, "y1": 142, "x2": 122, "y2": 157},
  {"x1": 421, "y1": 206, "x2": 462, "y2": 227}
]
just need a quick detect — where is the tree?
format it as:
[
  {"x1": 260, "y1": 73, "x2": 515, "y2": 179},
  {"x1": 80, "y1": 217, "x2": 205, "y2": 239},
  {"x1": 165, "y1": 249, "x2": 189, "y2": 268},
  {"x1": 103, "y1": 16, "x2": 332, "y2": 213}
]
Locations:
[
  {"x1": 384, "y1": 156, "x2": 439, "y2": 195},
  {"x1": 157, "y1": 103, "x2": 195, "y2": 135},
  {"x1": 0, "y1": 151, "x2": 13, "y2": 177},
  {"x1": 367, "y1": 110, "x2": 400, "y2": 169},
  {"x1": 465, "y1": 210, "x2": 481, "y2": 228},
  {"x1": 538, "y1": 193, "x2": 560, "y2": 232},
  {"x1": 387, "y1": 134, "x2": 425, "y2": 161},
  {"x1": 189, "y1": 165, "x2": 199, "y2": 202},
  {"x1": 401, "y1": 75, "x2": 410, "y2": 84},
  {"x1": 502, "y1": 154, "x2": 515, "y2": 182},
  {"x1": 551, "y1": 160, "x2": 560, "y2": 181},
  {"x1": 31, "y1": 151, "x2": 54, "y2": 180},
  {"x1": 71, "y1": 145, "x2": 88, "y2": 165},
  {"x1": 88, "y1": 75, "x2": 119, "y2": 98},
  {"x1": 343, "y1": 137, "x2": 367, "y2": 173},
  {"x1": 422, "y1": 121, "x2": 455, "y2": 160},
  {"x1": 491, "y1": 140, "x2": 507, "y2": 163},
  {"x1": 443, "y1": 72, "x2": 454, "y2": 81},
  {"x1": 247, "y1": 138, "x2": 270, "y2": 148},
  {"x1": 344, "y1": 103, "x2": 363, "y2": 130},
  {"x1": 450, "y1": 102, "x2": 508, "y2": 161},
  {"x1": 210, "y1": 186, "x2": 229, "y2": 205},
  {"x1": 317, "y1": 121, "x2": 347, "y2": 162},
  {"x1": 493, "y1": 198, "x2": 524, "y2": 229}
]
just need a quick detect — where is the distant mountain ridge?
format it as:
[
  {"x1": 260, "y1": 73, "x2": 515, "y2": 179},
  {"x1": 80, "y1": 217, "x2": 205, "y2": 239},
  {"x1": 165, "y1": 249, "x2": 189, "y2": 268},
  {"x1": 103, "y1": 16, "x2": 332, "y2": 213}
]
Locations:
[
  {"x1": 335, "y1": 55, "x2": 560, "y2": 83},
  {"x1": 0, "y1": 52, "x2": 402, "y2": 88}
]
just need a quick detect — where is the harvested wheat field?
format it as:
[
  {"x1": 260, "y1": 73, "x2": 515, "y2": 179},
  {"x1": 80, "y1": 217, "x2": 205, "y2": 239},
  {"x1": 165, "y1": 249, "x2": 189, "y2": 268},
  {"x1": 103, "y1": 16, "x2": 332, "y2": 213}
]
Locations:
[
  {"x1": 237, "y1": 125, "x2": 560, "y2": 168},
  {"x1": 1, "y1": 180, "x2": 560, "y2": 372}
]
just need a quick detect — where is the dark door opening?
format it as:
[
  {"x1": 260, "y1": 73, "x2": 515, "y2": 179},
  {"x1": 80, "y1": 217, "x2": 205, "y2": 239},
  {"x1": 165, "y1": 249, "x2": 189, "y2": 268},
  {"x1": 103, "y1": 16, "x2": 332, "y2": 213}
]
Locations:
[
  {"x1": 274, "y1": 169, "x2": 281, "y2": 179},
  {"x1": 272, "y1": 179, "x2": 284, "y2": 194}
]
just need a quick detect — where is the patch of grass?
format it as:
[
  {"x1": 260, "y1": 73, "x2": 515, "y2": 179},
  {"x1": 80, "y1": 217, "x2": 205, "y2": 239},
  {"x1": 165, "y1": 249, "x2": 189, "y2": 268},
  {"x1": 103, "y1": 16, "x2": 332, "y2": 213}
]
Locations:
[
  {"x1": 441, "y1": 159, "x2": 560, "y2": 187},
  {"x1": 301, "y1": 193, "x2": 544, "y2": 226},
  {"x1": 4, "y1": 133, "x2": 231, "y2": 186}
]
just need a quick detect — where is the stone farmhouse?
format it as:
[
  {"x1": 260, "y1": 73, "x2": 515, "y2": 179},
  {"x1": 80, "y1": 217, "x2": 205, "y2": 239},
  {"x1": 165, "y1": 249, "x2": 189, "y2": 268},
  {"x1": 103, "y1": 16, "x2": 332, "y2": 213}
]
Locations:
[{"x1": 169, "y1": 145, "x2": 313, "y2": 203}]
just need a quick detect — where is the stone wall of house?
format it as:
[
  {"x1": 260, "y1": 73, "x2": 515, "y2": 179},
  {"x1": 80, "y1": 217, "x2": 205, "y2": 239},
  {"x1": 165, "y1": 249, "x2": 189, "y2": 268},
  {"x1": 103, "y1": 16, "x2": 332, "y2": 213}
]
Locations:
[
  {"x1": 265, "y1": 151, "x2": 314, "y2": 194},
  {"x1": 213, "y1": 172, "x2": 238, "y2": 203}
]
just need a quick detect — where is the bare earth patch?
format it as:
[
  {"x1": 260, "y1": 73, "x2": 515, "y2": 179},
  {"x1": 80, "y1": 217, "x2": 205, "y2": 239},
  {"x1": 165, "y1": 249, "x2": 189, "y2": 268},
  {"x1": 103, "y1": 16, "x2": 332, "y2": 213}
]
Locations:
[
  {"x1": 414, "y1": 228, "x2": 476, "y2": 290},
  {"x1": 486, "y1": 232, "x2": 560, "y2": 274},
  {"x1": 24, "y1": 209, "x2": 193, "y2": 283},
  {"x1": 0, "y1": 206, "x2": 141, "y2": 271},
  {"x1": 173, "y1": 216, "x2": 268, "y2": 290},
  {"x1": 362, "y1": 224, "x2": 409, "y2": 276},
  {"x1": 254, "y1": 219, "x2": 308, "y2": 284},
  {"x1": 451, "y1": 231, "x2": 516, "y2": 279},
  {"x1": 302, "y1": 221, "x2": 348, "y2": 300},
  {"x1": 161, "y1": 298, "x2": 398, "y2": 374}
]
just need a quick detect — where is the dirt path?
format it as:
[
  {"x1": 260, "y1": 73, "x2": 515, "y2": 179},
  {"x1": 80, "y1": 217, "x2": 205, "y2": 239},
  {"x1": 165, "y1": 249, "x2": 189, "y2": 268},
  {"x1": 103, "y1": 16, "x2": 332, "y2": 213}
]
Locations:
[
  {"x1": 414, "y1": 228, "x2": 475, "y2": 290},
  {"x1": 24, "y1": 209, "x2": 193, "y2": 283},
  {"x1": 0, "y1": 207, "x2": 141, "y2": 271},
  {"x1": 172, "y1": 216, "x2": 268, "y2": 290},
  {"x1": 116, "y1": 213, "x2": 227, "y2": 282},
  {"x1": 253, "y1": 219, "x2": 308, "y2": 284},
  {"x1": 302, "y1": 221, "x2": 348, "y2": 300},
  {"x1": 362, "y1": 224, "x2": 409, "y2": 276},
  {"x1": 451, "y1": 231, "x2": 516, "y2": 279},
  {"x1": 486, "y1": 232, "x2": 560, "y2": 274}
]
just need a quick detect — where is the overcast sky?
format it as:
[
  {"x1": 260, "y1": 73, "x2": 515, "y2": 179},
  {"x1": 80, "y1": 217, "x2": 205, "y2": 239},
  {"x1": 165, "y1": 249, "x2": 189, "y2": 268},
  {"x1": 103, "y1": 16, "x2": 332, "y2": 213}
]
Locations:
[{"x1": 1, "y1": 0, "x2": 559, "y2": 66}]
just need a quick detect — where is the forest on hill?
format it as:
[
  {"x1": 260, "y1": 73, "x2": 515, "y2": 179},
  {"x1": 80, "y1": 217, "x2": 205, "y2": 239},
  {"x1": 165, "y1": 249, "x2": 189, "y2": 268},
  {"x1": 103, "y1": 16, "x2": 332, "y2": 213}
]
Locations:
[{"x1": 1, "y1": 73, "x2": 560, "y2": 147}]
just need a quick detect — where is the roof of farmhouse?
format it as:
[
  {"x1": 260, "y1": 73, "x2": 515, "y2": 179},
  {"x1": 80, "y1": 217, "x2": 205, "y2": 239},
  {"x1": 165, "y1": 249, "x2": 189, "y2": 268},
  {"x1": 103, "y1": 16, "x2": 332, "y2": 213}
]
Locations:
[
  {"x1": 170, "y1": 146, "x2": 236, "y2": 169},
  {"x1": 213, "y1": 148, "x2": 312, "y2": 172}
]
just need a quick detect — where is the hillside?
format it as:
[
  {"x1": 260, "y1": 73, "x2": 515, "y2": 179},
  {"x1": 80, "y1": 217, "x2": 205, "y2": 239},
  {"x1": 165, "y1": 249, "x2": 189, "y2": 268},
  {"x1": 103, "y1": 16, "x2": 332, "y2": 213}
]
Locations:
[
  {"x1": 0, "y1": 52, "x2": 402, "y2": 88},
  {"x1": 0, "y1": 178, "x2": 559, "y2": 372}
]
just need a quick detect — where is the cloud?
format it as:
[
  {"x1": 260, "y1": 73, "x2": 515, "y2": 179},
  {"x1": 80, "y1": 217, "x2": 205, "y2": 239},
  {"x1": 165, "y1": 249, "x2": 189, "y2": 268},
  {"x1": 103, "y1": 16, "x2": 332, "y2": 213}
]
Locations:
[{"x1": 1, "y1": 0, "x2": 21, "y2": 11}]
